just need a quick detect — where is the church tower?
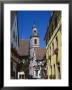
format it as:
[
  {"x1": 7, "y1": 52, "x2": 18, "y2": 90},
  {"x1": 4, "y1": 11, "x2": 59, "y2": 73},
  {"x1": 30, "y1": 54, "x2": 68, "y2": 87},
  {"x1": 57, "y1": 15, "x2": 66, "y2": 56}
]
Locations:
[{"x1": 30, "y1": 24, "x2": 40, "y2": 48}]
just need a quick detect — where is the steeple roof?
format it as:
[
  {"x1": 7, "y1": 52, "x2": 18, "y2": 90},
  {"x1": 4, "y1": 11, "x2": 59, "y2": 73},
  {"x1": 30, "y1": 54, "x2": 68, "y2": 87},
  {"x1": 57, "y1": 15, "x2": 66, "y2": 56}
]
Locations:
[
  {"x1": 30, "y1": 24, "x2": 39, "y2": 39},
  {"x1": 32, "y1": 24, "x2": 37, "y2": 29}
]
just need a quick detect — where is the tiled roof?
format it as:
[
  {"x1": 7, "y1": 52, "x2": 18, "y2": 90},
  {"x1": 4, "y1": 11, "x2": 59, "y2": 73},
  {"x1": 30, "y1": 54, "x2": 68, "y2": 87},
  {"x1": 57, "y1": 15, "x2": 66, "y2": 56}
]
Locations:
[
  {"x1": 34, "y1": 47, "x2": 46, "y2": 60},
  {"x1": 11, "y1": 48, "x2": 21, "y2": 59},
  {"x1": 18, "y1": 40, "x2": 30, "y2": 56}
]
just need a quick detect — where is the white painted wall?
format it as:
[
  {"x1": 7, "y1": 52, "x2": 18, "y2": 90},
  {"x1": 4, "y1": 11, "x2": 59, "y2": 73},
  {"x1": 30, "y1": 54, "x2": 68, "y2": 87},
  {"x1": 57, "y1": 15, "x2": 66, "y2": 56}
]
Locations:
[
  {"x1": 18, "y1": 71, "x2": 25, "y2": 79},
  {"x1": 30, "y1": 37, "x2": 40, "y2": 48}
]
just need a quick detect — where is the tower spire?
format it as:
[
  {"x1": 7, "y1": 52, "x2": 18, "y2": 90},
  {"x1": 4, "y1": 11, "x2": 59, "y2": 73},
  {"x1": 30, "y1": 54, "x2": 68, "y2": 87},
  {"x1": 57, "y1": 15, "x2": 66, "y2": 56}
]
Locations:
[{"x1": 32, "y1": 21, "x2": 36, "y2": 29}]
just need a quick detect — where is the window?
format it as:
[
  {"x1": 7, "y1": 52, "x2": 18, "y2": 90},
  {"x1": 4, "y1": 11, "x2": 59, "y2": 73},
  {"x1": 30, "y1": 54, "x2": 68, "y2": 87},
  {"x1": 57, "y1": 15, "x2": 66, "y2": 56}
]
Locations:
[
  {"x1": 60, "y1": 26, "x2": 61, "y2": 33},
  {"x1": 46, "y1": 39, "x2": 48, "y2": 45},
  {"x1": 13, "y1": 31, "x2": 15, "y2": 39},
  {"x1": 57, "y1": 11, "x2": 61, "y2": 21},
  {"x1": 34, "y1": 39, "x2": 37, "y2": 44},
  {"x1": 15, "y1": 36, "x2": 17, "y2": 43},
  {"x1": 34, "y1": 30, "x2": 36, "y2": 33},
  {"x1": 56, "y1": 37, "x2": 58, "y2": 48},
  {"x1": 19, "y1": 75, "x2": 22, "y2": 79},
  {"x1": 54, "y1": 64, "x2": 56, "y2": 78},
  {"x1": 55, "y1": 17, "x2": 57, "y2": 28},
  {"x1": 49, "y1": 31, "x2": 50, "y2": 40},
  {"x1": 52, "y1": 24, "x2": 53, "y2": 34},
  {"x1": 36, "y1": 70, "x2": 38, "y2": 76},
  {"x1": 19, "y1": 74, "x2": 25, "y2": 79},
  {"x1": 11, "y1": 61, "x2": 13, "y2": 73},
  {"x1": 15, "y1": 20, "x2": 16, "y2": 27},
  {"x1": 56, "y1": 52, "x2": 58, "y2": 63},
  {"x1": 11, "y1": 43, "x2": 13, "y2": 48},
  {"x1": 22, "y1": 75, "x2": 24, "y2": 79},
  {"x1": 52, "y1": 43, "x2": 54, "y2": 54},
  {"x1": 13, "y1": 31, "x2": 18, "y2": 44},
  {"x1": 33, "y1": 52, "x2": 34, "y2": 56},
  {"x1": 57, "y1": 62, "x2": 61, "y2": 79},
  {"x1": 51, "y1": 65, "x2": 52, "y2": 76}
]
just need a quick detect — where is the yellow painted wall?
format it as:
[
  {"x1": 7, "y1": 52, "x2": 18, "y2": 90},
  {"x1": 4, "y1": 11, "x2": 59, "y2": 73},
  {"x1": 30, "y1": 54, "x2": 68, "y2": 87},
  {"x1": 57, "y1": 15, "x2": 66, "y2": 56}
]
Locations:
[{"x1": 46, "y1": 21, "x2": 61, "y2": 79}]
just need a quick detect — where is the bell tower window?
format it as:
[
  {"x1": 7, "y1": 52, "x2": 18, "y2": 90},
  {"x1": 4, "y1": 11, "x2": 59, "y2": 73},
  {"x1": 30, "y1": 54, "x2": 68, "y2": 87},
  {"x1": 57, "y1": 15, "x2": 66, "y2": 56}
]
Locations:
[
  {"x1": 34, "y1": 39, "x2": 37, "y2": 44},
  {"x1": 34, "y1": 30, "x2": 36, "y2": 33}
]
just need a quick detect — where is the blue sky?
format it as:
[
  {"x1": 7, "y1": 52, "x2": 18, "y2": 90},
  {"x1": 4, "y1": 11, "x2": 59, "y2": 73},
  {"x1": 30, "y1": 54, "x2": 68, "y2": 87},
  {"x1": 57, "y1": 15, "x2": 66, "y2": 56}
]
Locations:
[{"x1": 17, "y1": 11, "x2": 51, "y2": 48}]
